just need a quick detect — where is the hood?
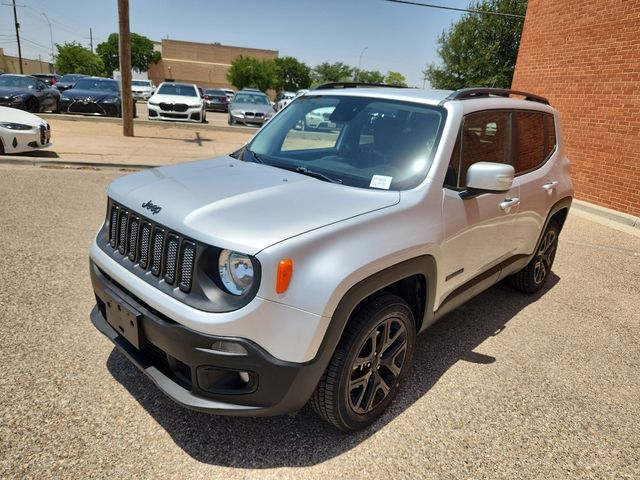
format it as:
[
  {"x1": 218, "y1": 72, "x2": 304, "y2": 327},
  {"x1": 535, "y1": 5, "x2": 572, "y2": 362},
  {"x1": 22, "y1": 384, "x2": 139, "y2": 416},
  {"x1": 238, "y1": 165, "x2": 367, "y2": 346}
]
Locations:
[
  {"x1": 0, "y1": 106, "x2": 44, "y2": 127},
  {"x1": 230, "y1": 101, "x2": 272, "y2": 113},
  {"x1": 149, "y1": 94, "x2": 202, "y2": 105},
  {"x1": 107, "y1": 156, "x2": 400, "y2": 255},
  {"x1": 62, "y1": 89, "x2": 119, "y2": 101}
]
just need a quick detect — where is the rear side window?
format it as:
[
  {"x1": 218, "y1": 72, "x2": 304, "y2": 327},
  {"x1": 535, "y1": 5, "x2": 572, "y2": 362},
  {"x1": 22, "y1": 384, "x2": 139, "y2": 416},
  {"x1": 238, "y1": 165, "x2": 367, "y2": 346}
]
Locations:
[{"x1": 513, "y1": 112, "x2": 556, "y2": 174}]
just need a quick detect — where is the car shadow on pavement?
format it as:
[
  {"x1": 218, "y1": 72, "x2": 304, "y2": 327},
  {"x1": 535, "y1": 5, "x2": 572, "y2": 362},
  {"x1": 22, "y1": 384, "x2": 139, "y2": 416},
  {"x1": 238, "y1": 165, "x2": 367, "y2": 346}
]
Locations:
[
  {"x1": 106, "y1": 274, "x2": 559, "y2": 468},
  {"x1": 13, "y1": 150, "x2": 59, "y2": 158}
]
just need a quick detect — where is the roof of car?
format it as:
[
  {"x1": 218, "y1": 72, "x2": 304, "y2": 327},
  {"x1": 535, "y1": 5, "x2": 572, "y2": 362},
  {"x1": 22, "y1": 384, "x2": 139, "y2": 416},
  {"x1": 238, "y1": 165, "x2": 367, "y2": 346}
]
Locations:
[{"x1": 306, "y1": 86, "x2": 550, "y2": 107}]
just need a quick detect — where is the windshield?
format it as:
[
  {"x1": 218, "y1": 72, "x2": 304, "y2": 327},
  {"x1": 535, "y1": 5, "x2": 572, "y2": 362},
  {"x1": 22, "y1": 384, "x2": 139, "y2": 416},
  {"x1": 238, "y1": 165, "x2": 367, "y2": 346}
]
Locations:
[
  {"x1": 157, "y1": 84, "x2": 198, "y2": 97},
  {"x1": 132, "y1": 80, "x2": 151, "y2": 87},
  {"x1": 60, "y1": 75, "x2": 84, "y2": 83},
  {"x1": 233, "y1": 93, "x2": 269, "y2": 105},
  {"x1": 73, "y1": 79, "x2": 119, "y2": 92},
  {"x1": 0, "y1": 76, "x2": 37, "y2": 89},
  {"x1": 248, "y1": 95, "x2": 445, "y2": 190}
]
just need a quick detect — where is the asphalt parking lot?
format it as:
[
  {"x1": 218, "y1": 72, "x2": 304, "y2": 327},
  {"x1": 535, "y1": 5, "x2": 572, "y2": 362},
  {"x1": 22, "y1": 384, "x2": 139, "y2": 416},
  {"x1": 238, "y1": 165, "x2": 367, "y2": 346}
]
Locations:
[{"x1": 0, "y1": 164, "x2": 638, "y2": 479}]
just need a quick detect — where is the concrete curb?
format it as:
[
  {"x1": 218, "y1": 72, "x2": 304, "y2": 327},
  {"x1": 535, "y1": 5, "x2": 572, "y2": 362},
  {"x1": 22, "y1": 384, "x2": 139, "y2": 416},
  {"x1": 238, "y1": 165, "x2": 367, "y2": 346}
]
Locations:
[
  {"x1": 38, "y1": 113, "x2": 257, "y2": 134},
  {"x1": 571, "y1": 199, "x2": 640, "y2": 229},
  {"x1": 0, "y1": 155, "x2": 155, "y2": 170}
]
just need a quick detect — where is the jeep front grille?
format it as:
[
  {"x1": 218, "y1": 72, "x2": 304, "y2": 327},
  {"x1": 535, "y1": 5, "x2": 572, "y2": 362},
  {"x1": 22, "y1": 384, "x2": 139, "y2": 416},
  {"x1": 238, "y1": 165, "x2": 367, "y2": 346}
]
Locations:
[{"x1": 107, "y1": 202, "x2": 196, "y2": 292}]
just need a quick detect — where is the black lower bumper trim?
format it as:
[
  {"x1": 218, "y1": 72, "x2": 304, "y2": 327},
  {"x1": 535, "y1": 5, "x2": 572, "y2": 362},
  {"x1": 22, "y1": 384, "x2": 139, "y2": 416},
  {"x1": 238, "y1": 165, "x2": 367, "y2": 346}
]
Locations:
[{"x1": 90, "y1": 260, "x2": 327, "y2": 416}]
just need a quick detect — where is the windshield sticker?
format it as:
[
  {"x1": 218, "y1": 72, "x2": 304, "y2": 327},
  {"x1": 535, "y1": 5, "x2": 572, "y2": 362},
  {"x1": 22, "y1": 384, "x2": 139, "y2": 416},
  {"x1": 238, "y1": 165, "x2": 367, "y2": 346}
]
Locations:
[{"x1": 370, "y1": 175, "x2": 392, "y2": 190}]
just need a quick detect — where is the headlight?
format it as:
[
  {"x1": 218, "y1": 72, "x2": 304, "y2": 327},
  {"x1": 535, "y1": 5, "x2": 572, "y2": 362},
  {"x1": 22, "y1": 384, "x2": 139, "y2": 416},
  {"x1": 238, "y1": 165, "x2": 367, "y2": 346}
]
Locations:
[
  {"x1": 60, "y1": 95, "x2": 72, "y2": 102},
  {"x1": 218, "y1": 249, "x2": 254, "y2": 295},
  {"x1": 10, "y1": 95, "x2": 26, "y2": 103},
  {"x1": 148, "y1": 101, "x2": 159, "y2": 106},
  {"x1": 0, "y1": 122, "x2": 33, "y2": 130},
  {"x1": 230, "y1": 109, "x2": 244, "y2": 116},
  {"x1": 101, "y1": 97, "x2": 119, "y2": 103},
  {"x1": 188, "y1": 104, "x2": 201, "y2": 109}
]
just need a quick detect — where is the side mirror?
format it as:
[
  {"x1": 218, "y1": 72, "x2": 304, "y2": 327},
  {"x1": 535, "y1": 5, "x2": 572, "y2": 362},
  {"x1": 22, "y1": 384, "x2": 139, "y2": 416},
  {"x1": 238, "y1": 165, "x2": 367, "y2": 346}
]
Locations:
[{"x1": 465, "y1": 162, "x2": 514, "y2": 194}]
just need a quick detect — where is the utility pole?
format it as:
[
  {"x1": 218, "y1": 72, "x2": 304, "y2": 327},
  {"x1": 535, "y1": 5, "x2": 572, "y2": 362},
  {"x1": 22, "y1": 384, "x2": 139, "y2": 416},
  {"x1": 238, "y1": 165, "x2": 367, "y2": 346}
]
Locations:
[
  {"x1": 118, "y1": 0, "x2": 134, "y2": 136},
  {"x1": 89, "y1": 28, "x2": 93, "y2": 52},
  {"x1": 12, "y1": 0, "x2": 23, "y2": 73}
]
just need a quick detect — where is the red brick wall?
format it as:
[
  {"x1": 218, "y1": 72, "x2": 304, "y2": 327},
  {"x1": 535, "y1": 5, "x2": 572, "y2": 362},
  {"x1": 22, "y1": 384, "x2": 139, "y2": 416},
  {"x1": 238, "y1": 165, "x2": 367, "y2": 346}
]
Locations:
[{"x1": 512, "y1": 0, "x2": 640, "y2": 216}]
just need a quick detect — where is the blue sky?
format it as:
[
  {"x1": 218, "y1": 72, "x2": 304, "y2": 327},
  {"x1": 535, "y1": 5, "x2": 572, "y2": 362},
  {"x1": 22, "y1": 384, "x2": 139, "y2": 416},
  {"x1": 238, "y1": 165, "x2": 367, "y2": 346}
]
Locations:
[{"x1": 0, "y1": 0, "x2": 470, "y2": 86}]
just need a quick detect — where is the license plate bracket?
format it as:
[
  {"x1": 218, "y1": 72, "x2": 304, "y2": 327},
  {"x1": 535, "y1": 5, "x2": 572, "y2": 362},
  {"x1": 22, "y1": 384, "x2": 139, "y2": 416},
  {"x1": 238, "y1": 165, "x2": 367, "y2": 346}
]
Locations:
[{"x1": 104, "y1": 288, "x2": 142, "y2": 349}]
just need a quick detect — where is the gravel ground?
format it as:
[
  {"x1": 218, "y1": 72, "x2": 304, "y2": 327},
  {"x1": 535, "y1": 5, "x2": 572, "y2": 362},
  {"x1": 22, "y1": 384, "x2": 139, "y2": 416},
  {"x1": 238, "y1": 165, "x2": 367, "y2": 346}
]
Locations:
[{"x1": 0, "y1": 164, "x2": 638, "y2": 479}]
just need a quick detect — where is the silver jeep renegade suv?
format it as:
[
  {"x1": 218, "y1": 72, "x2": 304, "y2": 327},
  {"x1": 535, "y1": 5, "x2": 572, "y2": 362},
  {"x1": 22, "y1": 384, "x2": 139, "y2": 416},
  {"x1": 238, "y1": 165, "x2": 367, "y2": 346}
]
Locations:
[{"x1": 89, "y1": 85, "x2": 573, "y2": 431}]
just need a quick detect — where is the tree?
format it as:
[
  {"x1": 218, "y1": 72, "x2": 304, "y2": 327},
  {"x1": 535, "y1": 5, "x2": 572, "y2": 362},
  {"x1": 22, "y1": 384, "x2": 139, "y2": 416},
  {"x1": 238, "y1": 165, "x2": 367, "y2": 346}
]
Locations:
[
  {"x1": 96, "y1": 33, "x2": 161, "y2": 75},
  {"x1": 424, "y1": 0, "x2": 527, "y2": 89},
  {"x1": 353, "y1": 69, "x2": 385, "y2": 83},
  {"x1": 55, "y1": 42, "x2": 104, "y2": 76},
  {"x1": 226, "y1": 56, "x2": 277, "y2": 92},
  {"x1": 385, "y1": 71, "x2": 408, "y2": 87},
  {"x1": 274, "y1": 56, "x2": 311, "y2": 91},
  {"x1": 311, "y1": 62, "x2": 353, "y2": 85}
]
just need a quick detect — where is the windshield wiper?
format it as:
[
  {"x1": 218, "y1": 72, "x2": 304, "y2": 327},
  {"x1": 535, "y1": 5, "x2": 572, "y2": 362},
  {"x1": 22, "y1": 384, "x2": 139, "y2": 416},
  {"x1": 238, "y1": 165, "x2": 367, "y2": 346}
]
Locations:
[
  {"x1": 294, "y1": 166, "x2": 343, "y2": 184},
  {"x1": 242, "y1": 147, "x2": 264, "y2": 164}
]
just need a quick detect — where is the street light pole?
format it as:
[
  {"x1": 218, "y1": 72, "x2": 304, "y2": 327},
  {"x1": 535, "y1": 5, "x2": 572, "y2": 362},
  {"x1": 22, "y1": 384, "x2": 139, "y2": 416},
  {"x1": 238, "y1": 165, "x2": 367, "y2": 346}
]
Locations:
[
  {"x1": 42, "y1": 13, "x2": 54, "y2": 66},
  {"x1": 357, "y1": 46, "x2": 368, "y2": 82},
  {"x1": 12, "y1": 0, "x2": 23, "y2": 74}
]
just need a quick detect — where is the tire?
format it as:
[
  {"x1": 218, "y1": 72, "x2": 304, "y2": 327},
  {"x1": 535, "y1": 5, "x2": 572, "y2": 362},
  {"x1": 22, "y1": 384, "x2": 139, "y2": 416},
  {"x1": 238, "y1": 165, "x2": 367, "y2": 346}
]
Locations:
[
  {"x1": 27, "y1": 98, "x2": 39, "y2": 113},
  {"x1": 228, "y1": 115, "x2": 235, "y2": 126},
  {"x1": 201, "y1": 110, "x2": 207, "y2": 123},
  {"x1": 0, "y1": 139, "x2": 5, "y2": 155},
  {"x1": 52, "y1": 99, "x2": 60, "y2": 114},
  {"x1": 508, "y1": 220, "x2": 560, "y2": 293},
  {"x1": 310, "y1": 293, "x2": 416, "y2": 431}
]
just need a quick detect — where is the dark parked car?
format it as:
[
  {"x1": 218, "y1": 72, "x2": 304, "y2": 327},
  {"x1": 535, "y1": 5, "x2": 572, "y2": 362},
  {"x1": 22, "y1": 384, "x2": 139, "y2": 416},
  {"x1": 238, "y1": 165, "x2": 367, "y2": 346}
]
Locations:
[
  {"x1": 0, "y1": 74, "x2": 60, "y2": 112},
  {"x1": 58, "y1": 77, "x2": 135, "y2": 117},
  {"x1": 54, "y1": 73, "x2": 88, "y2": 92},
  {"x1": 203, "y1": 88, "x2": 229, "y2": 112},
  {"x1": 32, "y1": 73, "x2": 60, "y2": 87}
]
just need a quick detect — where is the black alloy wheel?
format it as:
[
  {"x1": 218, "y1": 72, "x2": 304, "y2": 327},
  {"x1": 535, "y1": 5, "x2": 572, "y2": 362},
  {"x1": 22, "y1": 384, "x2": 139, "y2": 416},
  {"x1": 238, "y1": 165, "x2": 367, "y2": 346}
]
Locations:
[
  {"x1": 28, "y1": 98, "x2": 39, "y2": 113},
  {"x1": 508, "y1": 220, "x2": 560, "y2": 293},
  {"x1": 310, "y1": 293, "x2": 416, "y2": 431}
]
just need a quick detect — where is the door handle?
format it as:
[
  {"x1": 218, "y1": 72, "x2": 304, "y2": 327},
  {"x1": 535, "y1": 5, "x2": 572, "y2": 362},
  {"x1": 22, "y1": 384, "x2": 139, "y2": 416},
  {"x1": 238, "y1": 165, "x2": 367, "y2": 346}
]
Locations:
[
  {"x1": 542, "y1": 181, "x2": 558, "y2": 195},
  {"x1": 499, "y1": 197, "x2": 520, "y2": 213}
]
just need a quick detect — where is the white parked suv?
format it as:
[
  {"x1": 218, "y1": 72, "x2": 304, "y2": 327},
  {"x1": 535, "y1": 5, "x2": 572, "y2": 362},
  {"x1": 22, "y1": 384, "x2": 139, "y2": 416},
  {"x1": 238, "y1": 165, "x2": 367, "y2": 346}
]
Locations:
[
  {"x1": 89, "y1": 85, "x2": 573, "y2": 431},
  {"x1": 147, "y1": 82, "x2": 206, "y2": 123}
]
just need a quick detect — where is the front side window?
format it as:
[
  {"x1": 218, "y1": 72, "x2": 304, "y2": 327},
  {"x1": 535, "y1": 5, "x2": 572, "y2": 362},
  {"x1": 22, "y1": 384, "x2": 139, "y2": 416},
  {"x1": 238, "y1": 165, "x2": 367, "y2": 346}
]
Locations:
[
  {"x1": 459, "y1": 111, "x2": 510, "y2": 187},
  {"x1": 247, "y1": 95, "x2": 445, "y2": 190}
]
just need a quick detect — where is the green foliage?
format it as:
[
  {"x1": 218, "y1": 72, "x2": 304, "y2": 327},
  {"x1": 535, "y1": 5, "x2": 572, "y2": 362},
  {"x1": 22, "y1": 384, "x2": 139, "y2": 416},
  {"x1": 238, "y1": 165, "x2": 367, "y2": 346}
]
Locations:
[
  {"x1": 353, "y1": 69, "x2": 385, "y2": 83},
  {"x1": 274, "y1": 56, "x2": 311, "y2": 91},
  {"x1": 96, "y1": 33, "x2": 161, "y2": 75},
  {"x1": 226, "y1": 56, "x2": 278, "y2": 92},
  {"x1": 385, "y1": 71, "x2": 408, "y2": 87},
  {"x1": 311, "y1": 62, "x2": 353, "y2": 85},
  {"x1": 55, "y1": 42, "x2": 104, "y2": 76},
  {"x1": 425, "y1": 0, "x2": 527, "y2": 89}
]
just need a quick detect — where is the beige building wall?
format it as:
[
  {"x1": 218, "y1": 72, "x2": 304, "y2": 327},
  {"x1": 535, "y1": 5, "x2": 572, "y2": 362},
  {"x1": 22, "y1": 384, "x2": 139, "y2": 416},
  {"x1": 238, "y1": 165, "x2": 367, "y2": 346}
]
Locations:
[
  {"x1": 147, "y1": 39, "x2": 278, "y2": 90},
  {"x1": 0, "y1": 48, "x2": 52, "y2": 74}
]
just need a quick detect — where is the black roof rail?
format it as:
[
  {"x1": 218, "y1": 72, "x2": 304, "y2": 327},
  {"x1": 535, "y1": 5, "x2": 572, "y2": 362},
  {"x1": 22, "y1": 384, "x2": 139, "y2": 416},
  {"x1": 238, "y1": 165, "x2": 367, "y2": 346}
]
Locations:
[
  {"x1": 444, "y1": 87, "x2": 549, "y2": 105},
  {"x1": 314, "y1": 82, "x2": 408, "y2": 90}
]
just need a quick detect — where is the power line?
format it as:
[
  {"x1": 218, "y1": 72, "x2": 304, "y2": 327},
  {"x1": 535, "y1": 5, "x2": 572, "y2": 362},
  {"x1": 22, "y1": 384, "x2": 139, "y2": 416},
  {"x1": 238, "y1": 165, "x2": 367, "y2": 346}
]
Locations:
[{"x1": 383, "y1": 0, "x2": 526, "y2": 19}]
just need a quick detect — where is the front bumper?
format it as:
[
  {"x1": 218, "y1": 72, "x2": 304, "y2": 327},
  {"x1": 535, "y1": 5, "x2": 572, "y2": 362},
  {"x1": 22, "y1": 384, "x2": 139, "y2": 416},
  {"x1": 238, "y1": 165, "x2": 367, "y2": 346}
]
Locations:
[
  {"x1": 90, "y1": 260, "x2": 327, "y2": 415},
  {"x1": 59, "y1": 100, "x2": 120, "y2": 117},
  {"x1": 148, "y1": 104, "x2": 203, "y2": 122},
  {"x1": 230, "y1": 111, "x2": 269, "y2": 125},
  {"x1": 1, "y1": 124, "x2": 51, "y2": 153}
]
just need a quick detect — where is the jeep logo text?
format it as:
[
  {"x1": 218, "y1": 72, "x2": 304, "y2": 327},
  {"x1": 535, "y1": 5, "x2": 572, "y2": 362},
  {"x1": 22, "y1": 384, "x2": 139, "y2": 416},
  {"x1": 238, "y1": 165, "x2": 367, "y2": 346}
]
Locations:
[{"x1": 142, "y1": 200, "x2": 162, "y2": 215}]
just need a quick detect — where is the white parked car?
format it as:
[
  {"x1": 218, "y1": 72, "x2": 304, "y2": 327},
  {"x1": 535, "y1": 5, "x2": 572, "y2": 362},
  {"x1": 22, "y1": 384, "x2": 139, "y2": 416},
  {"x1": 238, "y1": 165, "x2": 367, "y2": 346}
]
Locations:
[
  {"x1": 131, "y1": 79, "x2": 155, "y2": 102},
  {"x1": 0, "y1": 106, "x2": 51, "y2": 154},
  {"x1": 274, "y1": 91, "x2": 296, "y2": 111},
  {"x1": 147, "y1": 82, "x2": 206, "y2": 123}
]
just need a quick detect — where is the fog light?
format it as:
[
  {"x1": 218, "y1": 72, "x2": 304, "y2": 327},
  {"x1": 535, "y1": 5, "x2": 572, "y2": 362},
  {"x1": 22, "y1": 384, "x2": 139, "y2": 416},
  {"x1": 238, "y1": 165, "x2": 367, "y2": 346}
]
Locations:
[
  {"x1": 238, "y1": 371, "x2": 250, "y2": 383},
  {"x1": 210, "y1": 340, "x2": 248, "y2": 355}
]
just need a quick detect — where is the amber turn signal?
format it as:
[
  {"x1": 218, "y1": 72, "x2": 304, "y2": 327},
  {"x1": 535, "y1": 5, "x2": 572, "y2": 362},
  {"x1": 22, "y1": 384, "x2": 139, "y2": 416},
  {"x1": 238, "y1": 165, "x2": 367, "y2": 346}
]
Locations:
[{"x1": 276, "y1": 259, "x2": 293, "y2": 294}]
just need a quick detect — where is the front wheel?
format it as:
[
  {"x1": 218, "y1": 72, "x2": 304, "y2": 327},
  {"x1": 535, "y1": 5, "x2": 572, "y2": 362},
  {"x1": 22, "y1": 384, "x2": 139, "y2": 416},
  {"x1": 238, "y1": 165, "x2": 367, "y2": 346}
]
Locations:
[
  {"x1": 508, "y1": 220, "x2": 560, "y2": 293},
  {"x1": 310, "y1": 293, "x2": 416, "y2": 431}
]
